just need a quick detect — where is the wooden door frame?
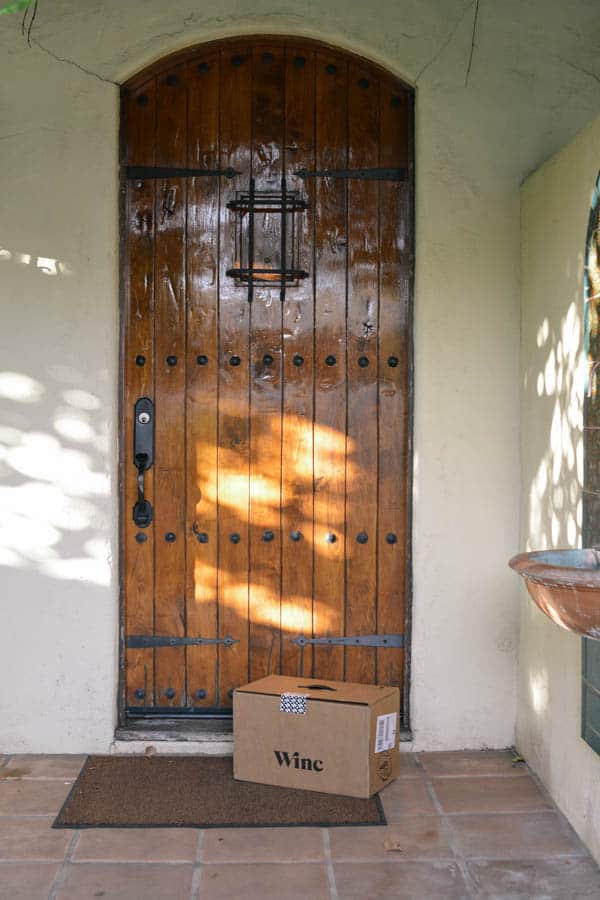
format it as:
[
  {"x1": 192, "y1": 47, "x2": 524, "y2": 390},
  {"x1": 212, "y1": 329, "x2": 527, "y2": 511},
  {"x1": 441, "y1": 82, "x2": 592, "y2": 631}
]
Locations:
[{"x1": 116, "y1": 35, "x2": 415, "y2": 733}]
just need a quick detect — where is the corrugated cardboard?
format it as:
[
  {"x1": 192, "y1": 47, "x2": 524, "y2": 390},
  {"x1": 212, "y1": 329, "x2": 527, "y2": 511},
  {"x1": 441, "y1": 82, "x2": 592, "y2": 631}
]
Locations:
[{"x1": 233, "y1": 675, "x2": 400, "y2": 798}]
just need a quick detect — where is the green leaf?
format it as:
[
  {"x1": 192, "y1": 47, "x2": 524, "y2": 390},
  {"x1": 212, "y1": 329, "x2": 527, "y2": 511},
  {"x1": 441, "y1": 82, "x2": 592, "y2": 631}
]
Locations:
[{"x1": 0, "y1": 0, "x2": 32, "y2": 15}]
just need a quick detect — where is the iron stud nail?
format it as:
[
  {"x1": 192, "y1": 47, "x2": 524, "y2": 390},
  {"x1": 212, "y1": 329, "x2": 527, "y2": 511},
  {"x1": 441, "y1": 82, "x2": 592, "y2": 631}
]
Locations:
[
  {"x1": 391, "y1": 95, "x2": 402, "y2": 108},
  {"x1": 359, "y1": 78, "x2": 369, "y2": 89},
  {"x1": 262, "y1": 530, "x2": 275, "y2": 542},
  {"x1": 262, "y1": 354, "x2": 274, "y2": 366},
  {"x1": 227, "y1": 689, "x2": 234, "y2": 699},
  {"x1": 198, "y1": 62, "x2": 210, "y2": 73},
  {"x1": 166, "y1": 355, "x2": 177, "y2": 366},
  {"x1": 135, "y1": 354, "x2": 146, "y2": 366},
  {"x1": 134, "y1": 689, "x2": 146, "y2": 699},
  {"x1": 136, "y1": 94, "x2": 148, "y2": 106},
  {"x1": 326, "y1": 532, "x2": 337, "y2": 543},
  {"x1": 357, "y1": 531, "x2": 369, "y2": 544},
  {"x1": 290, "y1": 530, "x2": 302, "y2": 542},
  {"x1": 165, "y1": 687, "x2": 176, "y2": 699},
  {"x1": 358, "y1": 356, "x2": 369, "y2": 367},
  {"x1": 294, "y1": 55, "x2": 306, "y2": 68},
  {"x1": 231, "y1": 55, "x2": 243, "y2": 67},
  {"x1": 230, "y1": 532, "x2": 241, "y2": 544},
  {"x1": 325, "y1": 355, "x2": 336, "y2": 366},
  {"x1": 166, "y1": 73, "x2": 179, "y2": 86},
  {"x1": 386, "y1": 532, "x2": 398, "y2": 544},
  {"x1": 197, "y1": 354, "x2": 208, "y2": 365},
  {"x1": 230, "y1": 355, "x2": 241, "y2": 366},
  {"x1": 293, "y1": 354, "x2": 304, "y2": 367},
  {"x1": 262, "y1": 52, "x2": 274, "y2": 64},
  {"x1": 135, "y1": 532, "x2": 147, "y2": 544},
  {"x1": 165, "y1": 532, "x2": 176, "y2": 543},
  {"x1": 196, "y1": 532, "x2": 209, "y2": 544},
  {"x1": 196, "y1": 689, "x2": 207, "y2": 699},
  {"x1": 388, "y1": 355, "x2": 399, "y2": 367},
  {"x1": 326, "y1": 63, "x2": 337, "y2": 75}
]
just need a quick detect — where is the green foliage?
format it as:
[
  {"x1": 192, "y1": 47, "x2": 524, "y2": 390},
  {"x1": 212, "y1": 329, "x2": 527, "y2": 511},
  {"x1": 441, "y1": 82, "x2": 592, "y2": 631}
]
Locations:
[{"x1": 0, "y1": 0, "x2": 32, "y2": 15}]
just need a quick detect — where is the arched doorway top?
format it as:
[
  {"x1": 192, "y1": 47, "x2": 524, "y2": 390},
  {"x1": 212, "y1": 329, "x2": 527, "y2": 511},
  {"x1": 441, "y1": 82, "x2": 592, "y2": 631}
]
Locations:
[{"x1": 122, "y1": 34, "x2": 415, "y2": 96}]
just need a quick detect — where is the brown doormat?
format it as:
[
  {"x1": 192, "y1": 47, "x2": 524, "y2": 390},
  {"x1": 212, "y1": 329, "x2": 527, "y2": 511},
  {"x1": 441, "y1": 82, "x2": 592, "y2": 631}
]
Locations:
[{"x1": 53, "y1": 756, "x2": 386, "y2": 828}]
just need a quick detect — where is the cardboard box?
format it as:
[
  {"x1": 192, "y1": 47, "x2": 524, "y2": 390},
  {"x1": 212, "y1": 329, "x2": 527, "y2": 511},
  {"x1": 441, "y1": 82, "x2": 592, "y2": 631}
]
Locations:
[{"x1": 233, "y1": 675, "x2": 400, "y2": 798}]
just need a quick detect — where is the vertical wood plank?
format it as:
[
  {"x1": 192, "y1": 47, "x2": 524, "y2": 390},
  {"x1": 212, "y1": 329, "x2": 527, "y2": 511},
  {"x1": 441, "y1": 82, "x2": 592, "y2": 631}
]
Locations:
[
  {"x1": 281, "y1": 46, "x2": 316, "y2": 676},
  {"x1": 345, "y1": 67, "x2": 380, "y2": 684},
  {"x1": 377, "y1": 83, "x2": 412, "y2": 692},
  {"x1": 217, "y1": 47, "x2": 253, "y2": 705},
  {"x1": 153, "y1": 66, "x2": 188, "y2": 707},
  {"x1": 185, "y1": 54, "x2": 220, "y2": 709},
  {"x1": 248, "y1": 44, "x2": 285, "y2": 681},
  {"x1": 123, "y1": 80, "x2": 156, "y2": 709},
  {"x1": 313, "y1": 52, "x2": 348, "y2": 680}
]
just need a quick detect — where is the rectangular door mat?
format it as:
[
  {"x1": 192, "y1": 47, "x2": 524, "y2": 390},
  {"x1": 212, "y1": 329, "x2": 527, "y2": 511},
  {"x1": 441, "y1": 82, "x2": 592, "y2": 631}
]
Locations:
[{"x1": 53, "y1": 756, "x2": 386, "y2": 828}]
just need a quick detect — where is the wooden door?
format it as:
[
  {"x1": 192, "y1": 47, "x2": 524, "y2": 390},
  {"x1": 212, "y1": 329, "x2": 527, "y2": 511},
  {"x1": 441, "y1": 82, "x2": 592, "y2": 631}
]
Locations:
[{"x1": 120, "y1": 37, "x2": 414, "y2": 722}]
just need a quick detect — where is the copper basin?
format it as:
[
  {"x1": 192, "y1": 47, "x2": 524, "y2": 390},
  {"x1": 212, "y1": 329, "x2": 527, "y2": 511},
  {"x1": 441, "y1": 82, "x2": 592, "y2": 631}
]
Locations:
[{"x1": 509, "y1": 549, "x2": 600, "y2": 639}]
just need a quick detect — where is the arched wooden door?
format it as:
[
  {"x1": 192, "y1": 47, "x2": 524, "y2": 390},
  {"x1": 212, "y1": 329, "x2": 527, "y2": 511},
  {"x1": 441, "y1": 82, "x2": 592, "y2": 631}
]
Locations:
[{"x1": 120, "y1": 37, "x2": 414, "y2": 723}]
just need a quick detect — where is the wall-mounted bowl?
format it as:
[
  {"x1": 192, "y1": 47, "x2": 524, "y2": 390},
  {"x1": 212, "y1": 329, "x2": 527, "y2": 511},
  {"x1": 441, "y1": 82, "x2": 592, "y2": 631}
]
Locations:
[{"x1": 509, "y1": 549, "x2": 600, "y2": 639}]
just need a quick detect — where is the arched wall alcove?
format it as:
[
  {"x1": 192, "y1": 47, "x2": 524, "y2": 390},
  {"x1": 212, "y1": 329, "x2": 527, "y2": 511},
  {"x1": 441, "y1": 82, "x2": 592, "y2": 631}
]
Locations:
[{"x1": 118, "y1": 36, "x2": 415, "y2": 726}]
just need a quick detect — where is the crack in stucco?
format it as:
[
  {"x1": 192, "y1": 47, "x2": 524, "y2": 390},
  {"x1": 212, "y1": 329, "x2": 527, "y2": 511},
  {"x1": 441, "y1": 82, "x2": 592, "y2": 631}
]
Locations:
[
  {"x1": 556, "y1": 56, "x2": 600, "y2": 86},
  {"x1": 414, "y1": 0, "x2": 475, "y2": 83},
  {"x1": 29, "y1": 37, "x2": 119, "y2": 85}
]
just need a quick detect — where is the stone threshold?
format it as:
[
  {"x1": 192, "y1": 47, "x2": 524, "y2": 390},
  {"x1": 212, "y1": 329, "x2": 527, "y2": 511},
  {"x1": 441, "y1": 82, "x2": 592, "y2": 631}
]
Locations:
[{"x1": 112, "y1": 718, "x2": 412, "y2": 755}]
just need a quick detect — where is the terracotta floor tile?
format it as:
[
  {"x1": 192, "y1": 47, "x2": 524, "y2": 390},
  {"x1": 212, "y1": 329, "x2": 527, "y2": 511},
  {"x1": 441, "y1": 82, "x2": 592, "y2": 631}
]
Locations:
[
  {"x1": 0, "y1": 862, "x2": 59, "y2": 899},
  {"x1": 202, "y1": 826, "x2": 324, "y2": 862},
  {"x1": 397, "y1": 753, "x2": 423, "y2": 777},
  {"x1": 2, "y1": 755, "x2": 85, "y2": 780},
  {"x1": 467, "y1": 857, "x2": 600, "y2": 898},
  {"x1": 56, "y1": 862, "x2": 194, "y2": 900},
  {"x1": 0, "y1": 817, "x2": 71, "y2": 860},
  {"x1": 432, "y1": 775, "x2": 551, "y2": 813},
  {"x1": 74, "y1": 827, "x2": 199, "y2": 862},
  {"x1": 420, "y1": 750, "x2": 527, "y2": 777},
  {"x1": 449, "y1": 812, "x2": 586, "y2": 859},
  {"x1": 328, "y1": 819, "x2": 452, "y2": 860},
  {"x1": 334, "y1": 861, "x2": 468, "y2": 899},
  {"x1": 0, "y1": 779, "x2": 73, "y2": 815},
  {"x1": 380, "y1": 777, "x2": 437, "y2": 819},
  {"x1": 200, "y1": 862, "x2": 330, "y2": 900}
]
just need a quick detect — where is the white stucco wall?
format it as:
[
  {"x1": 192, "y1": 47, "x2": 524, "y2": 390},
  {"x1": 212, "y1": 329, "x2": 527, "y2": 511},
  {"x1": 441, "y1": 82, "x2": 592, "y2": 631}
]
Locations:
[
  {"x1": 0, "y1": 1, "x2": 598, "y2": 755},
  {"x1": 519, "y1": 113, "x2": 600, "y2": 863}
]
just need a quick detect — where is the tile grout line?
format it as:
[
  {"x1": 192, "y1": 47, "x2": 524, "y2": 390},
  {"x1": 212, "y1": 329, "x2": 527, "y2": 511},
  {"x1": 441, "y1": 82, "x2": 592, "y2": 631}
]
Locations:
[
  {"x1": 523, "y1": 763, "x2": 594, "y2": 856},
  {"x1": 322, "y1": 828, "x2": 339, "y2": 900},
  {"x1": 421, "y1": 770, "x2": 478, "y2": 900},
  {"x1": 47, "y1": 829, "x2": 80, "y2": 900},
  {"x1": 189, "y1": 830, "x2": 204, "y2": 900}
]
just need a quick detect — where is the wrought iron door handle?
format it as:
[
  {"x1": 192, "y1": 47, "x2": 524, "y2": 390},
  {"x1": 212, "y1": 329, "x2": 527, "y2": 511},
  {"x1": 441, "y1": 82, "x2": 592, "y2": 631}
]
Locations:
[{"x1": 133, "y1": 398, "x2": 154, "y2": 528}]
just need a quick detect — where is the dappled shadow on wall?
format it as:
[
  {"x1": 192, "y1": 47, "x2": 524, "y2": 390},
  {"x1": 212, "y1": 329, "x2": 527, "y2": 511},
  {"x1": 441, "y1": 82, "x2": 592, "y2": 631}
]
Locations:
[{"x1": 0, "y1": 369, "x2": 111, "y2": 587}]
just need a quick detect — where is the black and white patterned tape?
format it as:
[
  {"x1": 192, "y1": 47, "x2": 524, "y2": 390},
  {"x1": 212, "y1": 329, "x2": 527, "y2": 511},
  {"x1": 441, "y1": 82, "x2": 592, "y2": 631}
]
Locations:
[{"x1": 280, "y1": 693, "x2": 309, "y2": 715}]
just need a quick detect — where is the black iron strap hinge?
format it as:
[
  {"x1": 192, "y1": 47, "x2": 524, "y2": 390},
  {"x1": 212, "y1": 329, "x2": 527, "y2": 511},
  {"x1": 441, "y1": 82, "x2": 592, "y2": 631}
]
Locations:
[
  {"x1": 296, "y1": 167, "x2": 408, "y2": 182},
  {"x1": 292, "y1": 633, "x2": 404, "y2": 648},
  {"x1": 127, "y1": 635, "x2": 239, "y2": 648},
  {"x1": 125, "y1": 165, "x2": 239, "y2": 180}
]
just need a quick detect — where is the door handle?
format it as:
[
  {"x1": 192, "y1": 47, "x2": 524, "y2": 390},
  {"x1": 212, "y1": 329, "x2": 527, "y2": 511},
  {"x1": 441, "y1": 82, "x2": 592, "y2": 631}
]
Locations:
[{"x1": 133, "y1": 398, "x2": 154, "y2": 528}]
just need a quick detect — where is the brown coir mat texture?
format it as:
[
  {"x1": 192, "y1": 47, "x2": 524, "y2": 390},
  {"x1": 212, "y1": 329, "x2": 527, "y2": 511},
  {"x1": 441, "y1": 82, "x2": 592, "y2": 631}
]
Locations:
[{"x1": 53, "y1": 756, "x2": 386, "y2": 828}]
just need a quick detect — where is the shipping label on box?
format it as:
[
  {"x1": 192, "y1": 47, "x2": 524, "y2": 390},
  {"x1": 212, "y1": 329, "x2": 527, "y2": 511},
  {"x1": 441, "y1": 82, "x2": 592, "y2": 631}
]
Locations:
[{"x1": 233, "y1": 675, "x2": 400, "y2": 798}]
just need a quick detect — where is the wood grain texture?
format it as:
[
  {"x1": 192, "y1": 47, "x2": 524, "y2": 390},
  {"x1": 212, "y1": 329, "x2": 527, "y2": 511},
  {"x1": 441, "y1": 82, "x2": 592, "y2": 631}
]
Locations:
[
  {"x1": 377, "y1": 83, "x2": 412, "y2": 693},
  {"x1": 312, "y1": 52, "x2": 348, "y2": 680},
  {"x1": 121, "y1": 38, "x2": 414, "y2": 717},
  {"x1": 280, "y1": 46, "x2": 316, "y2": 677},
  {"x1": 216, "y1": 46, "x2": 252, "y2": 705},
  {"x1": 153, "y1": 65, "x2": 188, "y2": 707},
  {"x1": 185, "y1": 54, "x2": 220, "y2": 708},
  {"x1": 248, "y1": 45, "x2": 285, "y2": 681},
  {"x1": 345, "y1": 66, "x2": 380, "y2": 683},
  {"x1": 123, "y1": 79, "x2": 156, "y2": 709}
]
